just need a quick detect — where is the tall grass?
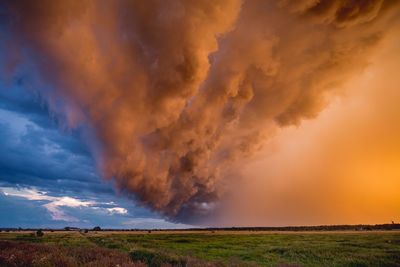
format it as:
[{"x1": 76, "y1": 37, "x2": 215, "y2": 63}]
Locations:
[{"x1": 0, "y1": 240, "x2": 145, "y2": 267}]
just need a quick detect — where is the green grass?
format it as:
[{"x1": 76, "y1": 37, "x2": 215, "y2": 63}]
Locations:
[{"x1": 1, "y1": 231, "x2": 400, "y2": 266}]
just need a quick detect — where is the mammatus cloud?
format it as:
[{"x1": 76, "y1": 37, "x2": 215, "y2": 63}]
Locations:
[{"x1": 2, "y1": 0, "x2": 399, "y2": 220}]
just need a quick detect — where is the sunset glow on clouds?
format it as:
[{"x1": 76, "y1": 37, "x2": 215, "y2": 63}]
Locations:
[{"x1": 0, "y1": 0, "x2": 399, "y2": 228}]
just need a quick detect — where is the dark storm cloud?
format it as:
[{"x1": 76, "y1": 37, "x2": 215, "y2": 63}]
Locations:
[{"x1": 0, "y1": 80, "x2": 103, "y2": 196}]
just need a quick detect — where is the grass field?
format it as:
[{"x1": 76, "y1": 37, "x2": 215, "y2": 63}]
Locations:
[{"x1": 1, "y1": 230, "x2": 400, "y2": 266}]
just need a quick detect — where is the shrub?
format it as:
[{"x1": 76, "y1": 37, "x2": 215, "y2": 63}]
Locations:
[
  {"x1": 0, "y1": 240, "x2": 145, "y2": 267},
  {"x1": 36, "y1": 229, "x2": 44, "y2": 237},
  {"x1": 93, "y1": 226, "x2": 102, "y2": 231},
  {"x1": 130, "y1": 249, "x2": 186, "y2": 267}
]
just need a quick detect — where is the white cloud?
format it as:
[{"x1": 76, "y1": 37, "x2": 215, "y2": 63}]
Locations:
[
  {"x1": 43, "y1": 197, "x2": 96, "y2": 222},
  {"x1": 0, "y1": 187, "x2": 196, "y2": 229},
  {"x1": 107, "y1": 207, "x2": 128, "y2": 215},
  {"x1": 1, "y1": 187, "x2": 52, "y2": 201},
  {"x1": 0, "y1": 187, "x2": 95, "y2": 222}
]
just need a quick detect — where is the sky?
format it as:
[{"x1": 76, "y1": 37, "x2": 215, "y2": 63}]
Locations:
[
  {"x1": 0, "y1": 78, "x2": 192, "y2": 229},
  {"x1": 0, "y1": 1, "x2": 399, "y2": 228},
  {"x1": 222, "y1": 29, "x2": 400, "y2": 226}
]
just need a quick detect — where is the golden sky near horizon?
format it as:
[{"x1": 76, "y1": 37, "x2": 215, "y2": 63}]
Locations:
[{"x1": 225, "y1": 26, "x2": 400, "y2": 226}]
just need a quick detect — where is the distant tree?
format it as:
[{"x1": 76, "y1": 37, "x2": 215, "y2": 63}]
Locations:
[
  {"x1": 148, "y1": 230, "x2": 152, "y2": 234},
  {"x1": 93, "y1": 226, "x2": 102, "y2": 231},
  {"x1": 84, "y1": 229, "x2": 89, "y2": 233},
  {"x1": 36, "y1": 229, "x2": 44, "y2": 237},
  {"x1": 64, "y1": 227, "x2": 71, "y2": 231}
]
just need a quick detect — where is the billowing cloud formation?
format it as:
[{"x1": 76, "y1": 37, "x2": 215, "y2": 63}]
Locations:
[{"x1": 2, "y1": 0, "x2": 399, "y2": 220}]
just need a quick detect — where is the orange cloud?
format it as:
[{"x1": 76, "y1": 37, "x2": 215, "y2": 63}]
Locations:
[{"x1": 3, "y1": 0, "x2": 400, "y2": 222}]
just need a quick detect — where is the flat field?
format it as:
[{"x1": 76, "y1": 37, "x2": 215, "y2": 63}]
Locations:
[{"x1": 0, "y1": 230, "x2": 399, "y2": 266}]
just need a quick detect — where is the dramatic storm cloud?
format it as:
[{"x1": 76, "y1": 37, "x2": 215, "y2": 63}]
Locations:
[{"x1": 2, "y1": 0, "x2": 399, "y2": 221}]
